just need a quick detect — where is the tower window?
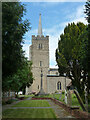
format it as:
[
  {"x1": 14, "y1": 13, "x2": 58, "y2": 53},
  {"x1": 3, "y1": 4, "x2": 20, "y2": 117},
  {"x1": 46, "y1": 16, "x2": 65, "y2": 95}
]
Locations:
[
  {"x1": 40, "y1": 61, "x2": 42, "y2": 66},
  {"x1": 57, "y1": 81, "x2": 61, "y2": 90},
  {"x1": 39, "y1": 43, "x2": 42, "y2": 49}
]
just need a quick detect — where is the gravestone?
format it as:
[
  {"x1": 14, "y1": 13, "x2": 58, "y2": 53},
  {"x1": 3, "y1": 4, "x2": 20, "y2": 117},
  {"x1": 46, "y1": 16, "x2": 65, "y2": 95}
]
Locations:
[{"x1": 67, "y1": 90, "x2": 72, "y2": 107}]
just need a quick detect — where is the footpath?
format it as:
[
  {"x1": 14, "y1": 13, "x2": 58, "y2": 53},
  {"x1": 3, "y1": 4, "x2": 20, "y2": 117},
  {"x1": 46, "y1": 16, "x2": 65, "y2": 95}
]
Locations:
[
  {"x1": 2, "y1": 97, "x2": 75, "y2": 119},
  {"x1": 47, "y1": 99, "x2": 74, "y2": 119}
]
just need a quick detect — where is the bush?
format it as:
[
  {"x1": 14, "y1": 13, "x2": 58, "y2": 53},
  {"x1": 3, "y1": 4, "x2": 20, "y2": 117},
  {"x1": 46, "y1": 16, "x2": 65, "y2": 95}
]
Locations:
[
  {"x1": 62, "y1": 91, "x2": 65, "y2": 94},
  {"x1": 55, "y1": 91, "x2": 58, "y2": 93},
  {"x1": 2, "y1": 101, "x2": 7, "y2": 105},
  {"x1": 6, "y1": 99, "x2": 14, "y2": 104},
  {"x1": 73, "y1": 95, "x2": 76, "y2": 98},
  {"x1": 18, "y1": 97, "x2": 25, "y2": 100}
]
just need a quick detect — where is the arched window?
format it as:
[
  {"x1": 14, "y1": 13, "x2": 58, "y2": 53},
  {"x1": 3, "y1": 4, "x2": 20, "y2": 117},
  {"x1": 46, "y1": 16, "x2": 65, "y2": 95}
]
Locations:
[
  {"x1": 40, "y1": 61, "x2": 42, "y2": 66},
  {"x1": 57, "y1": 81, "x2": 61, "y2": 90},
  {"x1": 39, "y1": 43, "x2": 42, "y2": 49},
  {"x1": 39, "y1": 44, "x2": 40, "y2": 49}
]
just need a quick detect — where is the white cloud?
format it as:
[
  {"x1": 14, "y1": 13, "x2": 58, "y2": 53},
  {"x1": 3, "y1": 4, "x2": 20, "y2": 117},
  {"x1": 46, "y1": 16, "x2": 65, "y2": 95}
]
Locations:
[
  {"x1": 4, "y1": 0, "x2": 86, "y2": 3},
  {"x1": 23, "y1": 3, "x2": 87, "y2": 68},
  {"x1": 65, "y1": 5, "x2": 87, "y2": 24},
  {"x1": 20, "y1": 0, "x2": 86, "y2": 2},
  {"x1": 22, "y1": 44, "x2": 30, "y2": 59}
]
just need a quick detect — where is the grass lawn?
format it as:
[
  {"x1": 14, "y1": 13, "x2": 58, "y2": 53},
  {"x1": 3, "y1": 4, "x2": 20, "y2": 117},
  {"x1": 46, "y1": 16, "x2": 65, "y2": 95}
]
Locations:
[
  {"x1": 2, "y1": 108, "x2": 57, "y2": 118},
  {"x1": 12, "y1": 100, "x2": 50, "y2": 107},
  {"x1": 53, "y1": 93, "x2": 65, "y2": 103},
  {"x1": 18, "y1": 94, "x2": 34, "y2": 99},
  {"x1": 33, "y1": 94, "x2": 54, "y2": 98},
  {"x1": 53, "y1": 93, "x2": 83, "y2": 109},
  {"x1": 19, "y1": 94, "x2": 34, "y2": 98},
  {"x1": 71, "y1": 93, "x2": 83, "y2": 111}
]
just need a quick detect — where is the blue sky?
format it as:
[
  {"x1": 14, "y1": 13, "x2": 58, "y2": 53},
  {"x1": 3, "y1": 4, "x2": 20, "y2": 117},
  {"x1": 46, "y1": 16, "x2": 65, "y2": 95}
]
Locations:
[{"x1": 22, "y1": 1, "x2": 87, "y2": 68}]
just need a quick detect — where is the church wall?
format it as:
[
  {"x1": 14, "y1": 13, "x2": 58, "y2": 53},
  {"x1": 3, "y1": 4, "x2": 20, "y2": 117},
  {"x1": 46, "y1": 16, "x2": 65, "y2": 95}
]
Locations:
[
  {"x1": 29, "y1": 45, "x2": 32, "y2": 60},
  {"x1": 48, "y1": 69, "x2": 59, "y2": 75},
  {"x1": 31, "y1": 67, "x2": 49, "y2": 93},
  {"x1": 47, "y1": 76, "x2": 71, "y2": 94},
  {"x1": 26, "y1": 35, "x2": 49, "y2": 94}
]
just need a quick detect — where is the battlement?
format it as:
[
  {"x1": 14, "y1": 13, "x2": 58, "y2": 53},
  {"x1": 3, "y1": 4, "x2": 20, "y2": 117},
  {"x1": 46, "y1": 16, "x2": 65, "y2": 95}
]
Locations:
[{"x1": 32, "y1": 35, "x2": 49, "y2": 40}]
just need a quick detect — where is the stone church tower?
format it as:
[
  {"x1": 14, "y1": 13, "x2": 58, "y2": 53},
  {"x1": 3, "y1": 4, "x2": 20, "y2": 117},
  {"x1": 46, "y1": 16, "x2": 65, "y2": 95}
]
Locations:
[
  {"x1": 26, "y1": 14, "x2": 71, "y2": 95},
  {"x1": 26, "y1": 14, "x2": 49, "y2": 94}
]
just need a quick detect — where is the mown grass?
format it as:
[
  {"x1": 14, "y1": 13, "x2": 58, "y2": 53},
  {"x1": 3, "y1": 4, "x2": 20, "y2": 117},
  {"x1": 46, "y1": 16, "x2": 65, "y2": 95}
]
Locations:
[
  {"x1": 18, "y1": 94, "x2": 34, "y2": 98},
  {"x1": 71, "y1": 94, "x2": 83, "y2": 110},
  {"x1": 32, "y1": 92, "x2": 90, "y2": 112},
  {"x1": 53, "y1": 93, "x2": 65, "y2": 103},
  {"x1": 2, "y1": 108, "x2": 57, "y2": 118},
  {"x1": 12, "y1": 100, "x2": 50, "y2": 107},
  {"x1": 52, "y1": 92, "x2": 90, "y2": 112},
  {"x1": 53, "y1": 93, "x2": 83, "y2": 110},
  {"x1": 33, "y1": 94, "x2": 54, "y2": 98},
  {"x1": 19, "y1": 93, "x2": 90, "y2": 112}
]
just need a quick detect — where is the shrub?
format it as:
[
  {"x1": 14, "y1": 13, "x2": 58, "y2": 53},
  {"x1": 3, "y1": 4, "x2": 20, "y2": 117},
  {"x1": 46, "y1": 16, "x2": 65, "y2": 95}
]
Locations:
[
  {"x1": 18, "y1": 97, "x2": 25, "y2": 100},
  {"x1": 73, "y1": 95, "x2": 76, "y2": 98},
  {"x1": 6, "y1": 99, "x2": 14, "y2": 104},
  {"x1": 2, "y1": 101, "x2": 6, "y2": 105},
  {"x1": 55, "y1": 91, "x2": 58, "y2": 93},
  {"x1": 62, "y1": 91, "x2": 65, "y2": 94}
]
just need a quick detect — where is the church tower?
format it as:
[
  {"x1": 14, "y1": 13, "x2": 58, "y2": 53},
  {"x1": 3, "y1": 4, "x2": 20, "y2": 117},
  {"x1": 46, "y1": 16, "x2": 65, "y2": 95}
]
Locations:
[{"x1": 26, "y1": 14, "x2": 49, "y2": 94}]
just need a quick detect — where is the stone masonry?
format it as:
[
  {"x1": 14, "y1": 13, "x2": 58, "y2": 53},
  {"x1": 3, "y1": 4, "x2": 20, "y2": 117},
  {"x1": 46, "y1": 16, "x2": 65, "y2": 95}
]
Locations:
[{"x1": 26, "y1": 14, "x2": 71, "y2": 95}]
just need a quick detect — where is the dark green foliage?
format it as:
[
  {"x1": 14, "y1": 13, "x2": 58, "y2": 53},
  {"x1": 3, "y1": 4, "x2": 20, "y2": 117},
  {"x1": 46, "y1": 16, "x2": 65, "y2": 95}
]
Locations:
[
  {"x1": 15, "y1": 94, "x2": 19, "y2": 98},
  {"x1": 73, "y1": 95, "x2": 76, "y2": 98},
  {"x1": 62, "y1": 91, "x2": 65, "y2": 94},
  {"x1": 84, "y1": 1, "x2": 90, "y2": 23},
  {"x1": 5, "y1": 60, "x2": 33, "y2": 94},
  {"x1": 2, "y1": 2, "x2": 30, "y2": 78},
  {"x1": 6, "y1": 99, "x2": 14, "y2": 104},
  {"x1": 2, "y1": 2, "x2": 33, "y2": 92},
  {"x1": 2, "y1": 101, "x2": 7, "y2": 105},
  {"x1": 56, "y1": 22, "x2": 88, "y2": 101},
  {"x1": 84, "y1": 1, "x2": 90, "y2": 94},
  {"x1": 2, "y1": 98, "x2": 18, "y2": 105}
]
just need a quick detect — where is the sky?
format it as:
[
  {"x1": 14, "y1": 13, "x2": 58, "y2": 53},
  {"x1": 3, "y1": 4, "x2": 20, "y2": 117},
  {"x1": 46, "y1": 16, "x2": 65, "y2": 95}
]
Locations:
[{"x1": 22, "y1": 1, "x2": 87, "y2": 68}]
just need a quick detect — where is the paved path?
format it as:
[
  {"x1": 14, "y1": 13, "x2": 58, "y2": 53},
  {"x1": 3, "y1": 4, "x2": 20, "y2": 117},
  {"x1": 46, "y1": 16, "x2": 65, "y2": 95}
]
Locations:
[
  {"x1": 47, "y1": 100, "x2": 75, "y2": 119},
  {"x1": 2, "y1": 97, "x2": 75, "y2": 119},
  {"x1": 5, "y1": 107, "x2": 55, "y2": 109},
  {"x1": 2, "y1": 96, "x2": 32, "y2": 111}
]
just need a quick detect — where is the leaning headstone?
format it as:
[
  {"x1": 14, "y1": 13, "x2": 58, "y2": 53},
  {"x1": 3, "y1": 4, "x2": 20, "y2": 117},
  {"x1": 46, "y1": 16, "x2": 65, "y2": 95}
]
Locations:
[
  {"x1": 67, "y1": 90, "x2": 72, "y2": 107},
  {"x1": 65, "y1": 90, "x2": 67, "y2": 104},
  {"x1": 85, "y1": 85, "x2": 88, "y2": 112}
]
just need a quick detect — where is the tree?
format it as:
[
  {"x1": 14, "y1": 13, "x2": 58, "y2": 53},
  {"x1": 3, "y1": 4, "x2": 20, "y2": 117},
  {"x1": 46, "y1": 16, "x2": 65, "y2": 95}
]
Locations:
[
  {"x1": 56, "y1": 22, "x2": 87, "y2": 101},
  {"x1": 5, "y1": 59, "x2": 33, "y2": 94},
  {"x1": 18, "y1": 60, "x2": 33, "y2": 95},
  {"x1": 84, "y1": 1, "x2": 90, "y2": 100},
  {"x1": 2, "y1": 2, "x2": 31, "y2": 91},
  {"x1": 84, "y1": 1, "x2": 90, "y2": 23}
]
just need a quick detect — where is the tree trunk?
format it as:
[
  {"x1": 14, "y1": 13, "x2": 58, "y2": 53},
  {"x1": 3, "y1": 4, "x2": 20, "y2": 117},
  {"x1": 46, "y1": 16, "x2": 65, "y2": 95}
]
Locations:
[{"x1": 22, "y1": 86, "x2": 26, "y2": 95}]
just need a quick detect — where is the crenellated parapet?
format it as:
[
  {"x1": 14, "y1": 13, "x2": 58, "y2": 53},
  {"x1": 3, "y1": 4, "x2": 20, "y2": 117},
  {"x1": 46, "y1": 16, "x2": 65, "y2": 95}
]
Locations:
[{"x1": 32, "y1": 35, "x2": 49, "y2": 40}]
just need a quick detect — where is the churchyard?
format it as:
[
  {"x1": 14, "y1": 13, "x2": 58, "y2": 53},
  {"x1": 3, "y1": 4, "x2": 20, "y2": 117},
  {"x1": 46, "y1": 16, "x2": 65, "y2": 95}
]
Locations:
[
  {"x1": 2, "y1": 2, "x2": 90, "y2": 119},
  {"x1": 3, "y1": 100, "x2": 56, "y2": 119},
  {"x1": 2, "y1": 92, "x2": 90, "y2": 119}
]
